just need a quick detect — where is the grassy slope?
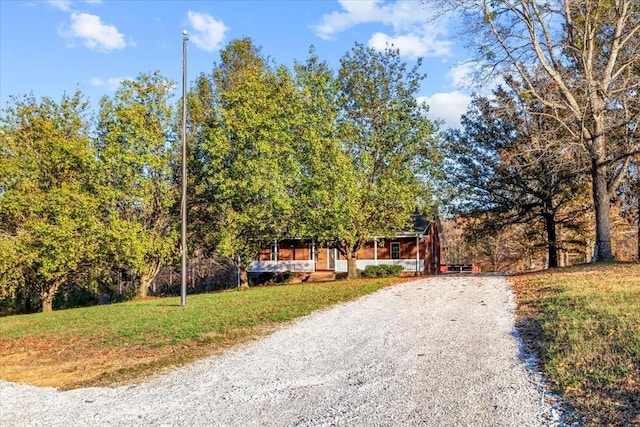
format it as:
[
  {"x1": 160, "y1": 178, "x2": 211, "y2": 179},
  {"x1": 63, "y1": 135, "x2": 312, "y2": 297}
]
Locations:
[
  {"x1": 510, "y1": 263, "x2": 640, "y2": 426},
  {"x1": 0, "y1": 277, "x2": 403, "y2": 390}
]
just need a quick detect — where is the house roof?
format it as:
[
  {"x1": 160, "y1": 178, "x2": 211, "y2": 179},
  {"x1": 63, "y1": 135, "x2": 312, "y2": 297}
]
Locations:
[
  {"x1": 412, "y1": 213, "x2": 432, "y2": 233},
  {"x1": 394, "y1": 213, "x2": 432, "y2": 237}
]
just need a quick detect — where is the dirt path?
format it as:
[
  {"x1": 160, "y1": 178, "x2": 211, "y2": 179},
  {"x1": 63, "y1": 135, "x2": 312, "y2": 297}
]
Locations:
[{"x1": 0, "y1": 276, "x2": 559, "y2": 426}]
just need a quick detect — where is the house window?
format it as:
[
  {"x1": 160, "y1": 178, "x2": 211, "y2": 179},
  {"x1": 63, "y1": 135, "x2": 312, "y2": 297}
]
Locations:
[
  {"x1": 391, "y1": 242, "x2": 400, "y2": 259},
  {"x1": 270, "y1": 242, "x2": 278, "y2": 261}
]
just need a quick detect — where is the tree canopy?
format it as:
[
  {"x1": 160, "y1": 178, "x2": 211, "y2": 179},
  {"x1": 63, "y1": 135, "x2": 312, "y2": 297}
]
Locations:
[
  {"x1": 330, "y1": 43, "x2": 440, "y2": 278},
  {"x1": 3, "y1": 39, "x2": 442, "y2": 311},
  {"x1": 443, "y1": 82, "x2": 591, "y2": 267},
  {"x1": 0, "y1": 92, "x2": 102, "y2": 312},
  {"x1": 191, "y1": 39, "x2": 304, "y2": 286},
  {"x1": 10, "y1": 28, "x2": 633, "y2": 311},
  {"x1": 96, "y1": 72, "x2": 180, "y2": 298}
]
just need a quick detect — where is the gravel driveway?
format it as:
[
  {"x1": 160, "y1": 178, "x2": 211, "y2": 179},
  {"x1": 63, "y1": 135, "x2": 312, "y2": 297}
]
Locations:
[{"x1": 1, "y1": 276, "x2": 562, "y2": 426}]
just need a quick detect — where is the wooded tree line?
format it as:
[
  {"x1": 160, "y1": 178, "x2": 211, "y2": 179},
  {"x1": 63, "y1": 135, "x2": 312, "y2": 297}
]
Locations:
[
  {"x1": 436, "y1": 0, "x2": 639, "y2": 267},
  {"x1": 0, "y1": 40, "x2": 440, "y2": 313}
]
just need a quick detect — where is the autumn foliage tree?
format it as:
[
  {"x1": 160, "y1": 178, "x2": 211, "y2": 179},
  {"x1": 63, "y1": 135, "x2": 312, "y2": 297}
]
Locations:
[
  {"x1": 443, "y1": 83, "x2": 590, "y2": 268},
  {"x1": 432, "y1": 0, "x2": 640, "y2": 261},
  {"x1": 616, "y1": 156, "x2": 640, "y2": 260}
]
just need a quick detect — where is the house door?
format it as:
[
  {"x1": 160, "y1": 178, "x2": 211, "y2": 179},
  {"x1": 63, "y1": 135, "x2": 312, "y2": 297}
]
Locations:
[
  {"x1": 328, "y1": 248, "x2": 335, "y2": 270},
  {"x1": 391, "y1": 242, "x2": 400, "y2": 259}
]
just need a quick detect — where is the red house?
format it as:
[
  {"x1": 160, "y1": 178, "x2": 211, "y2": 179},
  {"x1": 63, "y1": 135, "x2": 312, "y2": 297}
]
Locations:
[{"x1": 249, "y1": 213, "x2": 441, "y2": 280}]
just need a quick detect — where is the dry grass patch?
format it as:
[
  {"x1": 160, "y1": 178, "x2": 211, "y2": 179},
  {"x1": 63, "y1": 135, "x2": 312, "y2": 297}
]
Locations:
[
  {"x1": 0, "y1": 326, "x2": 278, "y2": 390},
  {"x1": 511, "y1": 263, "x2": 640, "y2": 426},
  {"x1": 0, "y1": 334, "x2": 177, "y2": 388}
]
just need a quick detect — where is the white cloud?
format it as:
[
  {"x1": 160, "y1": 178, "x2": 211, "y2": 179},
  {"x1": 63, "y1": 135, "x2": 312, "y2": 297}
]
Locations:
[
  {"x1": 90, "y1": 76, "x2": 127, "y2": 91},
  {"x1": 447, "y1": 61, "x2": 480, "y2": 89},
  {"x1": 187, "y1": 11, "x2": 228, "y2": 52},
  {"x1": 446, "y1": 60, "x2": 505, "y2": 95},
  {"x1": 419, "y1": 91, "x2": 472, "y2": 130},
  {"x1": 48, "y1": 0, "x2": 72, "y2": 11},
  {"x1": 59, "y1": 12, "x2": 126, "y2": 52},
  {"x1": 368, "y1": 29, "x2": 452, "y2": 58},
  {"x1": 313, "y1": 0, "x2": 450, "y2": 58},
  {"x1": 314, "y1": 0, "x2": 435, "y2": 39},
  {"x1": 47, "y1": 0, "x2": 101, "y2": 11},
  {"x1": 314, "y1": 0, "x2": 386, "y2": 39}
]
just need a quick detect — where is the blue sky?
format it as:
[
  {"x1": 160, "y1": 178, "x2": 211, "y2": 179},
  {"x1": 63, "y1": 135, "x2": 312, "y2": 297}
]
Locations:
[{"x1": 1, "y1": 0, "x2": 477, "y2": 129}]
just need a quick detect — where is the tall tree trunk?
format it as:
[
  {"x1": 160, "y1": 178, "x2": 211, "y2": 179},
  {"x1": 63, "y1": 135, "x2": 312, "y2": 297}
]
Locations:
[
  {"x1": 40, "y1": 279, "x2": 63, "y2": 313},
  {"x1": 543, "y1": 212, "x2": 558, "y2": 268},
  {"x1": 231, "y1": 257, "x2": 250, "y2": 288},
  {"x1": 346, "y1": 247, "x2": 358, "y2": 279},
  {"x1": 239, "y1": 268, "x2": 249, "y2": 288},
  {"x1": 591, "y1": 159, "x2": 614, "y2": 262},
  {"x1": 41, "y1": 291, "x2": 54, "y2": 313},
  {"x1": 139, "y1": 274, "x2": 152, "y2": 298},
  {"x1": 139, "y1": 262, "x2": 162, "y2": 298}
]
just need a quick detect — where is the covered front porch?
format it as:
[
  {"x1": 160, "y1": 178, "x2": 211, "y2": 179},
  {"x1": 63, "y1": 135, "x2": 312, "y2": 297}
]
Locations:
[{"x1": 248, "y1": 236, "x2": 430, "y2": 275}]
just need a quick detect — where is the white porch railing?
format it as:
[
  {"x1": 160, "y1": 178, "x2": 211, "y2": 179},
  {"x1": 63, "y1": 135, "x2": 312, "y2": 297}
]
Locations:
[
  {"x1": 248, "y1": 260, "x2": 315, "y2": 273},
  {"x1": 335, "y1": 259, "x2": 421, "y2": 273},
  {"x1": 249, "y1": 259, "x2": 421, "y2": 273}
]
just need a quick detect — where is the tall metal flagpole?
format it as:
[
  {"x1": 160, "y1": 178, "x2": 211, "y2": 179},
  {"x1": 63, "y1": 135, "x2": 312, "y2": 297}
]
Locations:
[{"x1": 180, "y1": 30, "x2": 188, "y2": 307}]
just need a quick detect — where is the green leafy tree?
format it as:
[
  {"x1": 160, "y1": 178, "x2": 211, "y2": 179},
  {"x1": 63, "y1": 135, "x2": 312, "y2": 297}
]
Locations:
[
  {"x1": 289, "y1": 49, "x2": 351, "y2": 246},
  {"x1": 184, "y1": 73, "x2": 218, "y2": 255},
  {"x1": 198, "y1": 38, "x2": 302, "y2": 286},
  {"x1": 332, "y1": 43, "x2": 440, "y2": 278},
  {"x1": 0, "y1": 92, "x2": 101, "y2": 312},
  {"x1": 96, "y1": 72, "x2": 178, "y2": 298}
]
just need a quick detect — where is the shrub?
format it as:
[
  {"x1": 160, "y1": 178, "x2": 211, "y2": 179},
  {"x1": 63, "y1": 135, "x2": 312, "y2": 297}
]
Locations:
[
  {"x1": 362, "y1": 264, "x2": 403, "y2": 277},
  {"x1": 250, "y1": 272, "x2": 276, "y2": 286},
  {"x1": 276, "y1": 270, "x2": 295, "y2": 283},
  {"x1": 250, "y1": 271, "x2": 295, "y2": 286}
]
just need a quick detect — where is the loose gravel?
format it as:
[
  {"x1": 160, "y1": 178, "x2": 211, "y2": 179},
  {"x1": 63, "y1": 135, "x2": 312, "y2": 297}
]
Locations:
[{"x1": 1, "y1": 276, "x2": 566, "y2": 426}]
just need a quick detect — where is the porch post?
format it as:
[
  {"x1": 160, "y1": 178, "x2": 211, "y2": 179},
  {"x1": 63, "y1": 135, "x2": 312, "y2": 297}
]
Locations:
[
  {"x1": 274, "y1": 239, "x2": 278, "y2": 261},
  {"x1": 416, "y1": 235, "x2": 420, "y2": 273},
  {"x1": 374, "y1": 240, "x2": 378, "y2": 265}
]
